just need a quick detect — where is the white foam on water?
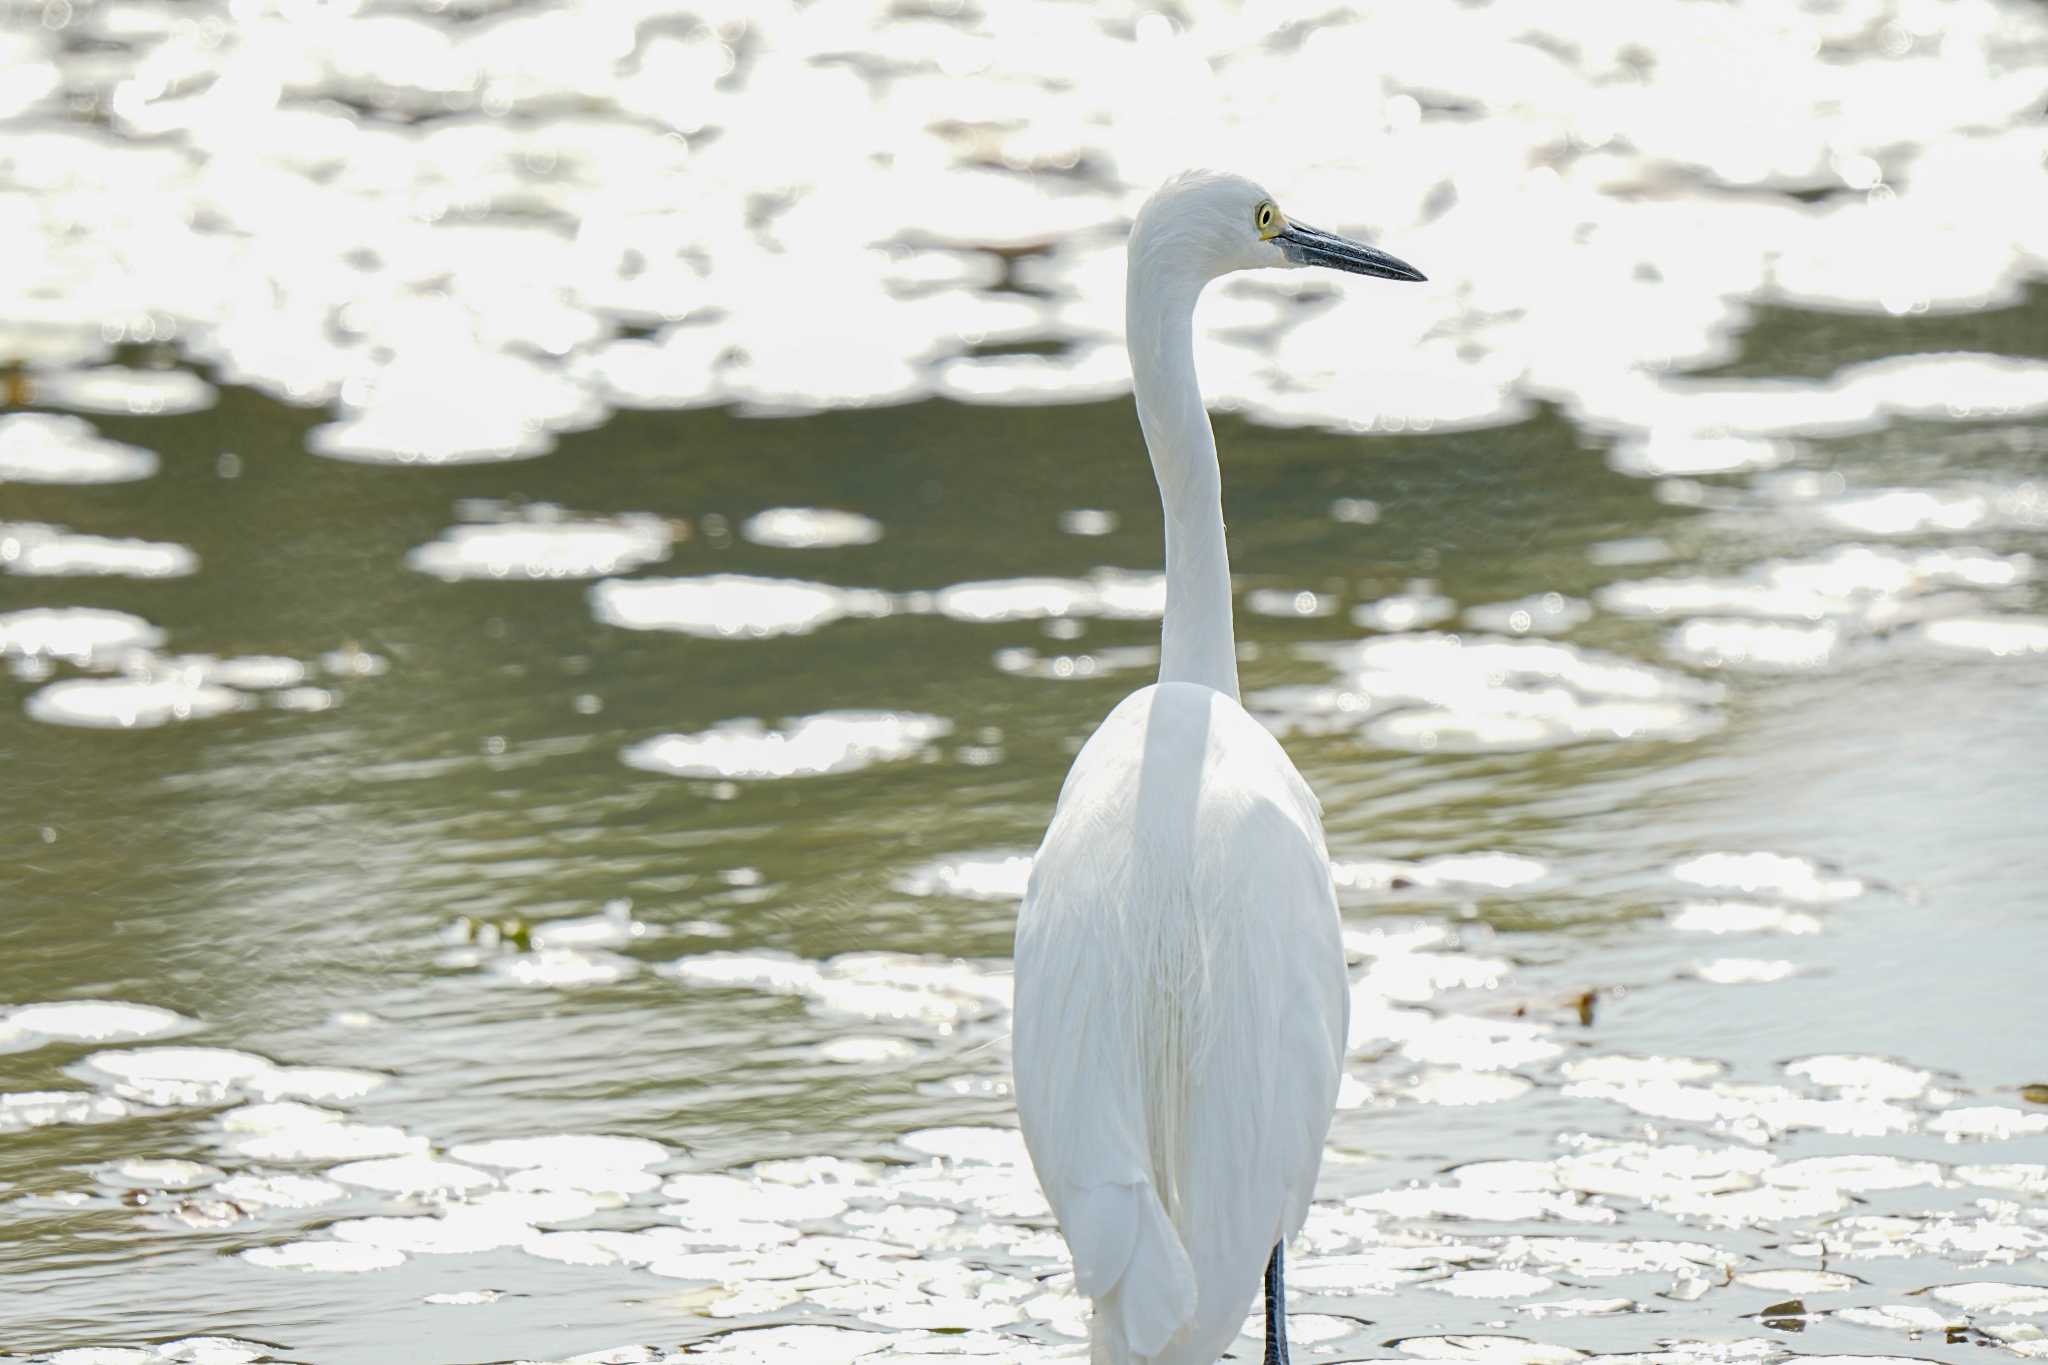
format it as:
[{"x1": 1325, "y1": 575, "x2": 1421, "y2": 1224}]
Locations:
[
  {"x1": 447, "y1": 1133, "x2": 669, "y2": 1173},
  {"x1": 486, "y1": 947, "x2": 640, "y2": 988},
  {"x1": 1667, "y1": 618, "x2": 1842, "y2": 673},
  {"x1": 1245, "y1": 588, "x2": 1338, "y2": 619},
  {"x1": 408, "y1": 516, "x2": 674, "y2": 581},
  {"x1": 1607, "y1": 432, "x2": 1790, "y2": 479},
  {"x1": 1598, "y1": 546, "x2": 2034, "y2": 631},
  {"x1": 232, "y1": 1122, "x2": 429, "y2": 1164},
  {"x1": 591, "y1": 574, "x2": 894, "y2": 638},
  {"x1": 27, "y1": 677, "x2": 247, "y2": 730},
  {"x1": 933, "y1": 569, "x2": 1165, "y2": 623},
  {"x1": 894, "y1": 851, "x2": 1034, "y2": 902},
  {"x1": 76, "y1": 1046, "x2": 276, "y2": 1106},
  {"x1": 1693, "y1": 957, "x2": 1800, "y2": 985},
  {"x1": 308, "y1": 350, "x2": 602, "y2": 466},
  {"x1": 1353, "y1": 582, "x2": 1456, "y2": 632},
  {"x1": 934, "y1": 344, "x2": 1132, "y2": 407},
  {"x1": 0, "y1": 414, "x2": 158, "y2": 484},
  {"x1": 5, "y1": 1001, "x2": 195, "y2": 1045},
  {"x1": 1669, "y1": 901, "x2": 1823, "y2": 935},
  {"x1": 1058, "y1": 508, "x2": 1119, "y2": 537},
  {"x1": 0, "y1": 607, "x2": 164, "y2": 664},
  {"x1": 1463, "y1": 594, "x2": 1591, "y2": 637},
  {"x1": 32, "y1": 367, "x2": 217, "y2": 416},
  {"x1": 992, "y1": 644, "x2": 1156, "y2": 681},
  {"x1": 241, "y1": 1066, "x2": 387, "y2": 1103},
  {"x1": 1839, "y1": 352, "x2": 2048, "y2": 421},
  {"x1": 208, "y1": 1174, "x2": 346, "y2": 1210},
  {"x1": 1671, "y1": 851, "x2": 1864, "y2": 903},
  {"x1": 741, "y1": 507, "x2": 882, "y2": 549},
  {"x1": 0, "y1": 1090, "x2": 133, "y2": 1131},
  {"x1": 0, "y1": 524, "x2": 198, "y2": 579},
  {"x1": 1915, "y1": 615, "x2": 2048, "y2": 658},
  {"x1": 240, "y1": 1241, "x2": 406, "y2": 1273},
  {"x1": 623, "y1": 710, "x2": 951, "y2": 781},
  {"x1": 1308, "y1": 632, "x2": 1722, "y2": 754},
  {"x1": 196, "y1": 656, "x2": 307, "y2": 690},
  {"x1": 1816, "y1": 488, "x2": 1991, "y2": 536}
]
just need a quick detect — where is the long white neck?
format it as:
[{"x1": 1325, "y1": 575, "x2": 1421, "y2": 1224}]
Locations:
[{"x1": 1127, "y1": 266, "x2": 1238, "y2": 700}]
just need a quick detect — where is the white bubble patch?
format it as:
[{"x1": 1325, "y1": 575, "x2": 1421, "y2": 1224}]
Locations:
[
  {"x1": 623, "y1": 711, "x2": 952, "y2": 781},
  {"x1": 0, "y1": 414, "x2": 158, "y2": 484},
  {"x1": 591, "y1": 575, "x2": 894, "y2": 639},
  {"x1": 0, "y1": 524, "x2": 198, "y2": 579},
  {"x1": 407, "y1": 515, "x2": 674, "y2": 581}
]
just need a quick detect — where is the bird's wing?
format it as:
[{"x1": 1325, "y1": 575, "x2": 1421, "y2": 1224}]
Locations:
[
  {"x1": 1012, "y1": 684, "x2": 1347, "y2": 1358},
  {"x1": 1013, "y1": 795, "x2": 1198, "y2": 1352}
]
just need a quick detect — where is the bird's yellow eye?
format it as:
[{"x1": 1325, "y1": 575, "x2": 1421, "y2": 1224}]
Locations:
[{"x1": 1254, "y1": 201, "x2": 1278, "y2": 237}]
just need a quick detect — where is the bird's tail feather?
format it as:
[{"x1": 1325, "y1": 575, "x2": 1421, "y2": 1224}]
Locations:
[{"x1": 1088, "y1": 1180, "x2": 1198, "y2": 1362}]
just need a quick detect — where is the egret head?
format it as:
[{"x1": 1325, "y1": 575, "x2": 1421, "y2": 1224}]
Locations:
[{"x1": 1129, "y1": 169, "x2": 1424, "y2": 291}]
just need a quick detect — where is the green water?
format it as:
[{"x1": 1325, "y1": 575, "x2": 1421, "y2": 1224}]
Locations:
[{"x1": 5, "y1": 285, "x2": 2048, "y2": 1361}]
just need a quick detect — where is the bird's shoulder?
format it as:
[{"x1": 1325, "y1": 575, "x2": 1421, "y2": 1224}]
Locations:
[{"x1": 1052, "y1": 680, "x2": 1321, "y2": 834}]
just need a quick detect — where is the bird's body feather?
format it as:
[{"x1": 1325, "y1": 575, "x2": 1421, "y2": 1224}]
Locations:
[{"x1": 1014, "y1": 681, "x2": 1348, "y2": 1364}]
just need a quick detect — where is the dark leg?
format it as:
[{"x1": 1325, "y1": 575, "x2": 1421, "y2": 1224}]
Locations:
[{"x1": 1264, "y1": 1240, "x2": 1290, "y2": 1365}]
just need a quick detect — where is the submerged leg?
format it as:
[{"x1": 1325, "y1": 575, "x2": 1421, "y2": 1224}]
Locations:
[{"x1": 1263, "y1": 1241, "x2": 1290, "y2": 1365}]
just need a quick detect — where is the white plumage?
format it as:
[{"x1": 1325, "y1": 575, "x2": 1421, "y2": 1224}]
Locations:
[{"x1": 1012, "y1": 170, "x2": 1424, "y2": 1365}]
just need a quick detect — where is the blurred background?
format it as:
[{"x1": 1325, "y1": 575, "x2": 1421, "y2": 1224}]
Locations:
[{"x1": 2, "y1": 1, "x2": 2046, "y2": 1361}]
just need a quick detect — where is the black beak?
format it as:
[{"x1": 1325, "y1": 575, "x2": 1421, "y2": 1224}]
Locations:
[{"x1": 1277, "y1": 221, "x2": 1425, "y2": 282}]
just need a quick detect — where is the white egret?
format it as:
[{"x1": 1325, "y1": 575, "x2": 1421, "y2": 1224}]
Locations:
[{"x1": 1012, "y1": 170, "x2": 1425, "y2": 1365}]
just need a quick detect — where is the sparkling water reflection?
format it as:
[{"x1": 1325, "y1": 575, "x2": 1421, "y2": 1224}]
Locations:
[{"x1": 4, "y1": 0, "x2": 2047, "y2": 1360}]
